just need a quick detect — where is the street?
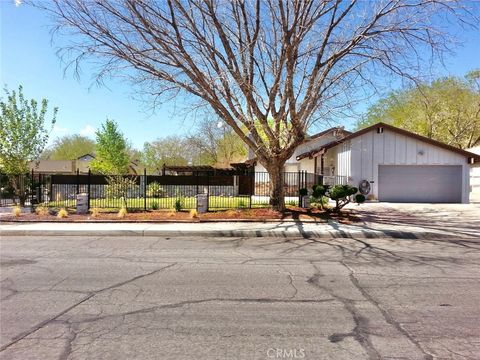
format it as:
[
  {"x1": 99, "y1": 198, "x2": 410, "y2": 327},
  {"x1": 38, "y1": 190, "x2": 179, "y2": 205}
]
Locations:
[{"x1": 1, "y1": 234, "x2": 479, "y2": 360}]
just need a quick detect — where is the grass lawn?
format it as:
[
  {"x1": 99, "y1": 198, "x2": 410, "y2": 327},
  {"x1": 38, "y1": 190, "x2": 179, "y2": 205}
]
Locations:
[{"x1": 45, "y1": 196, "x2": 281, "y2": 210}]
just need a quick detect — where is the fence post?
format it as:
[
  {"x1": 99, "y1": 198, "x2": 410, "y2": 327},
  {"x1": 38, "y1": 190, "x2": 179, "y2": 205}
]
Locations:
[
  {"x1": 143, "y1": 168, "x2": 147, "y2": 211},
  {"x1": 206, "y1": 172, "x2": 210, "y2": 212},
  {"x1": 30, "y1": 169, "x2": 34, "y2": 209},
  {"x1": 76, "y1": 169, "x2": 80, "y2": 195},
  {"x1": 87, "y1": 169, "x2": 91, "y2": 210},
  {"x1": 297, "y1": 171, "x2": 301, "y2": 207}
]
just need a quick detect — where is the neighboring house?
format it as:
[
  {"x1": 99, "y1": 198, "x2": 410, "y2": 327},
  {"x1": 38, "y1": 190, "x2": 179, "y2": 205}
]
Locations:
[
  {"x1": 29, "y1": 154, "x2": 140, "y2": 175},
  {"x1": 467, "y1": 145, "x2": 480, "y2": 203},
  {"x1": 246, "y1": 123, "x2": 479, "y2": 203}
]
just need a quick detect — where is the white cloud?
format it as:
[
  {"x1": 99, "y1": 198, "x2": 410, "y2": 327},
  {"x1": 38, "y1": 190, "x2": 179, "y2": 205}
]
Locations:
[
  {"x1": 80, "y1": 124, "x2": 96, "y2": 137},
  {"x1": 14, "y1": 0, "x2": 22, "y2": 7}
]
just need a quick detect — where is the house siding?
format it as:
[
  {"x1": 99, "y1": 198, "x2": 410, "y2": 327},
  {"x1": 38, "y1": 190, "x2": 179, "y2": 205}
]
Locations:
[{"x1": 329, "y1": 128, "x2": 470, "y2": 203}]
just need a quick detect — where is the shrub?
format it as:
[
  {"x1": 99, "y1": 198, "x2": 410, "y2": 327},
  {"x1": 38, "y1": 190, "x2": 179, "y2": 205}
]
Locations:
[
  {"x1": 35, "y1": 205, "x2": 49, "y2": 216},
  {"x1": 151, "y1": 201, "x2": 159, "y2": 210},
  {"x1": 174, "y1": 197, "x2": 183, "y2": 212},
  {"x1": 105, "y1": 176, "x2": 139, "y2": 208},
  {"x1": 90, "y1": 207, "x2": 100, "y2": 218},
  {"x1": 117, "y1": 207, "x2": 127, "y2": 218},
  {"x1": 57, "y1": 208, "x2": 69, "y2": 218},
  {"x1": 12, "y1": 206, "x2": 21, "y2": 217},
  {"x1": 355, "y1": 194, "x2": 366, "y2": 204},
  {"x1": 299, "y1": 188, "x2": 308, "y2": 197},
  {"x1": 189, "y1": 209, "x2": 198, "y2": 218},
  {"x1": 146, "y1": 182, "x2": 166, "y2": 198},
  {"x1": 328, "y1": 185, "x2": 359, "y2": 212}
]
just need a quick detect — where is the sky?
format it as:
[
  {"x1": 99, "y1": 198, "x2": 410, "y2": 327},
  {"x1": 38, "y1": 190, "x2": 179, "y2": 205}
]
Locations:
[{"x1": 0, "y1": 0, "x2": 479, "y2": 150}]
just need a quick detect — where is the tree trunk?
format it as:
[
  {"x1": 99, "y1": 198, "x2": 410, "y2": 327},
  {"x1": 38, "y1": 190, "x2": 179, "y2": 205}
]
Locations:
[{"x1": 265, "y1": 161, "x2": 286, "y2": 212}]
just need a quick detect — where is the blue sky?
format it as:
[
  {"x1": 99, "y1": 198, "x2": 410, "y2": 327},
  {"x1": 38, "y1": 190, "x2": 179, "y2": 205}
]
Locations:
[{"x1": 0, "y1": 1, "x2": 479, "y2": 149}]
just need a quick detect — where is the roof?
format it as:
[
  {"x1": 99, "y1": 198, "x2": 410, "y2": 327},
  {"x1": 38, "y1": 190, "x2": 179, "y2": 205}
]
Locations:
[
  {"x1": 297, "y1": 122, "x2": 480, "y2": 162},
  {"x1": 307, "y1": 126, "x2": 351, "y2": 140}
]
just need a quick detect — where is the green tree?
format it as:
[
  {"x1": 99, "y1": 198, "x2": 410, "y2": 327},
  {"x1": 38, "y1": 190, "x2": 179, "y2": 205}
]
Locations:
[
  {"x1": 141, "y1": 136, "x2": 190, "y2": 173},
  {"x1": 356, "y1": 71, "x2": 480, "y2": 149},
  {"x1": 42, "y1": 134, "x2": 96, "y2": 160},
  {"x1": 0, "y1": 85, "x2": 58, "y2": 205},
  {"x1": 90, "y1": 119, "x2": 130, "y2": 174}
]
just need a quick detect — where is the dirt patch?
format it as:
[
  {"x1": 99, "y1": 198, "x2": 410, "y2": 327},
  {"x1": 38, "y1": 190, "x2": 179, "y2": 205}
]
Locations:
[{"x1": 0, "y1": 207, "x2": 360, "y2": 224}]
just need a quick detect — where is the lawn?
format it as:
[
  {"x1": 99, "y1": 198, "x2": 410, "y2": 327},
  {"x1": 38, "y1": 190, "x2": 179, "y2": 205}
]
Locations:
[{"x1": 44, "y1": 195, "x2": 294, "y2": 210}]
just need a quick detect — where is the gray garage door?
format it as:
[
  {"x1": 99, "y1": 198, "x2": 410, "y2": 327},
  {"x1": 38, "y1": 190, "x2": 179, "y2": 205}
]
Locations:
[{"x1": 378, "y1": 165, "x2": 462, "y2": 203}]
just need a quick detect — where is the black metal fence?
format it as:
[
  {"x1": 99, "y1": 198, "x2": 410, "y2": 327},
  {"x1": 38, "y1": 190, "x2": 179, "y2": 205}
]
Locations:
[{"x1": 0, "y1": 170, "x2": 322, "y2": 211}]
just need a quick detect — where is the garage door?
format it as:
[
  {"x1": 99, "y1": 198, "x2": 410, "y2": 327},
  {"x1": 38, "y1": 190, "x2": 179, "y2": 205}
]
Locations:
[{"x1": 378, "y1": 165, "x2": 462, "y2": 203}]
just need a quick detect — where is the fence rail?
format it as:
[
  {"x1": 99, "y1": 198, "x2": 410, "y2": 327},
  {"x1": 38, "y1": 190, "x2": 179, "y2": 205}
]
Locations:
[{"x1": 0, "y1": 170, "x2": 323, "y2": 211}]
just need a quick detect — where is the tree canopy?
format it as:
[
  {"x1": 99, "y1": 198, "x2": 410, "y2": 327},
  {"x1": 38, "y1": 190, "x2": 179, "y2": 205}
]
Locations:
[
  {"x1": 90, "y1": 119, "x2": 130, "y2": 174},
  {"x1": 0, "y1": 85, "x2": 57, "y2": 174},
  {"x1": 356, "y1": 71, "x2": 480, "y2": 149},
  {"x1": 42, "y1": 134, "x2": 96, "y2": 160}
]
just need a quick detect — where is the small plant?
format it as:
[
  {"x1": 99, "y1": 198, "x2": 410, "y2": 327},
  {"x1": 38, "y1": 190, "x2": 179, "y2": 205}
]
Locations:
[
  {"x1": 117, "y1": 207, "x2": 127, "y2": 218},
  {"x1": 147, "y1": 182, "x2": 166, "y2": 198},
  {"x1": 286, "y1": 200, "x2": 297, "y2": 206},
  {"x1": 355, "y1": 194, "x2": 366, "y2": 204},
  {"x1": 151, "y1": 201, "x2": 159, "y2": 210},
  {"x1": 90, "y1": 207, "x2": 100, "y2": 218},
  {"x1": 35, "y1": 205, "x2": 49, "y2": 216},
  {"x1": 238, "y1": 199, "x2": 247, "y2": 208},
  {"x1": 12, "y1": 205, "x2": 21, "y2": 217},
  {"x1": 57, "y1": 208, "x2": 69, "y2": 218},
  {"x1": 189, "y1": 209, "x2": 198, "y2": 218},
  {"x1": 299, "y1": 188, "x2": 308, "y2": 197},
  {"x1": 174, "y1": 197, "x2": 183, "y2": 212}
]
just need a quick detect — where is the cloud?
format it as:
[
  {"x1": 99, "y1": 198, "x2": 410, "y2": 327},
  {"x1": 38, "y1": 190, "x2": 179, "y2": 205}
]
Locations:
[
  {"x1": 14, "y1": 0, "x2": 22, "y2": 7},
  {"x1": 80, "y1": 124, "x2": 96, "y2": 137}
]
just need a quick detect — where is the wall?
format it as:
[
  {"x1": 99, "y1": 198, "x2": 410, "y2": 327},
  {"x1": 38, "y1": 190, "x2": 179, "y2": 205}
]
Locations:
[{"x1": 332, "y1": 128, "x2": 470, "y2": 203}]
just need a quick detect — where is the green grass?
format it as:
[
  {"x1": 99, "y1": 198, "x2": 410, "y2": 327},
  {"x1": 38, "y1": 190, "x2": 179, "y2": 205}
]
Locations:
[{"x1": 44, "y1": 196, "x2": 270, "y2": 211}]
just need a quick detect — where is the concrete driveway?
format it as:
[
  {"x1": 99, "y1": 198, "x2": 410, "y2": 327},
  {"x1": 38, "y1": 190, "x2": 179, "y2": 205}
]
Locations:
[
  {"x1": 1, "y1": 234, "x2": 480, "y2": 360},
  {"x1": 347, "y1": 202, "x2": 480, "y2": 238}
]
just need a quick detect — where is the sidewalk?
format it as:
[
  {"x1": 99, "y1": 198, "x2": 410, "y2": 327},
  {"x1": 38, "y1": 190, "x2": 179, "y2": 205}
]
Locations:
[{"x1": 1, "y1": 219, "x2": 477, "y2": 239}]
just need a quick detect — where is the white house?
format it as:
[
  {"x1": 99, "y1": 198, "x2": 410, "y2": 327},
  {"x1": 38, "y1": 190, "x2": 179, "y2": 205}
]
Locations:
[
  {"x1": 248, "y1": 123, "x2": 479, "y2": 203},
  {"x1": 467, "y1": 145, "x2": 480, "y2": 203}
]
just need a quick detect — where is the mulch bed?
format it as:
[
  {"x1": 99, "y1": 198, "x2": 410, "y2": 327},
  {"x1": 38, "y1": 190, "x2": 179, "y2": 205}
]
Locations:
[{"x1": 1, "y1": 207, "x2": 361, "y2": 224}]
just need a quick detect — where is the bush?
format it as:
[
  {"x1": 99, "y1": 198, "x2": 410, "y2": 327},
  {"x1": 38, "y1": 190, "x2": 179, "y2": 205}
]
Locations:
[
  {"x1": 147, "y1": 182, "x2": 166, "y2": 198},
  {"x1": 151, "y1": 201, "x2": 159, "y2": 210},
  {"x1": 174, "y1": 198, "x2": 183, "y2": 212},
  {"x1": 90, "y1": 207, "x2": 100, "y2": 218},
  {"x1": 299, "y1": 188, "x2": 308, "y2": 197},
  {"x1": 57, "y1": 208, "x2": 69, "y2": 218},
  {"x1": 355, "y1": 194, "x2": 366, "y2": 204},
  {"x1": 35, "y1": 205, "x2": 49, "y2": 216},
  {"x1": 328, "y1": 185, "x2": 359, "y2": 212},
  {"x1": 12, "y1": 206, "x2": 21, "y2": 217},
  {"x1": 105, "y1": 176, "x2": 139, "y2": 208},
  {"x1": 117, "y1": 207, "x2": 127, "y2": 218}
]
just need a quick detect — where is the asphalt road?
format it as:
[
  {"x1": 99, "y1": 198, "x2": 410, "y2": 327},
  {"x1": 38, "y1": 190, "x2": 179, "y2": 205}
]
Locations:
[{"x1": 1, "y1": 235, "x2": 479, "y2": 360}]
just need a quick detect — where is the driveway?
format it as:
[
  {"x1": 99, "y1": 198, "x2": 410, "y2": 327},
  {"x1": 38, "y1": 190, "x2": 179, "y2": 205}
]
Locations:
[
  {"x1": 1, "y1": 234, "x2": 480, "y2": 360},
  {"x1": 347, "y1": 202, "x2": 480, "y2": 238}
]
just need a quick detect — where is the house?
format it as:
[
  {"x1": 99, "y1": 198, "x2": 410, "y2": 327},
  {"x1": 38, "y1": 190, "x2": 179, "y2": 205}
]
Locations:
[
  {"x1": 467, "y1": 145, "x2": 480, "y2": 203},
  {"x1": 29, "y1": 154, "x2": 141, "y2": 175},
  {"x1": 247, "y1": 123, "x2": 479, "y2": 203}
]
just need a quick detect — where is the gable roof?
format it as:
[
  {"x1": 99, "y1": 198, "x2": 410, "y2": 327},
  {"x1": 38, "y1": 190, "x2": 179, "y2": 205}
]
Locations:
[
  {"x1": 307, "y1": 126, "x2": 351, "y2": 140},
  {"x1": 297, "y1": 122, "x2": 480, "y2": 162}
]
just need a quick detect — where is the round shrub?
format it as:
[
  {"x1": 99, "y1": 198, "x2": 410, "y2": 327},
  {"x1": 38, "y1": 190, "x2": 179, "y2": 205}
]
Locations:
[
  {"x1": 355, "y1": 194, "x2": 366, "y2": 203},
  {"x1": 299, "y1": 188, "x2": 308, "y2": 197}
]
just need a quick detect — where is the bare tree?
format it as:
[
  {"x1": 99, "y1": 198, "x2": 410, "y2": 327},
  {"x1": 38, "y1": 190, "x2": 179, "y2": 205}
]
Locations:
[{"x1": 38, "y1": 0, "x2": 476, "y2": 210}]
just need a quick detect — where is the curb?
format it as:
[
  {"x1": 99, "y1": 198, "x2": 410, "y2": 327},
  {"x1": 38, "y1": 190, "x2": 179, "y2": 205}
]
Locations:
[{"x1": 0, "y1": 228, "x2": 465, "y2": 240}]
